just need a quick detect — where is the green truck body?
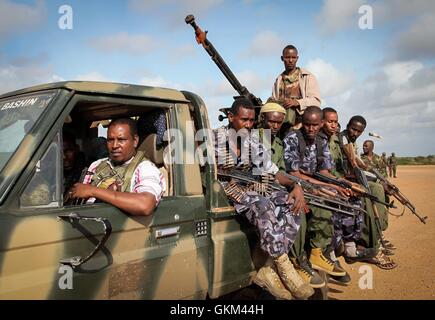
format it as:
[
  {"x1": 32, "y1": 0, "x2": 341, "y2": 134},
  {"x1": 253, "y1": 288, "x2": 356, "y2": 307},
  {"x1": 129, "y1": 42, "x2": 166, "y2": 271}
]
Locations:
[{"x1": 0, "y1": 81, "x2": 266, "y2": 299}]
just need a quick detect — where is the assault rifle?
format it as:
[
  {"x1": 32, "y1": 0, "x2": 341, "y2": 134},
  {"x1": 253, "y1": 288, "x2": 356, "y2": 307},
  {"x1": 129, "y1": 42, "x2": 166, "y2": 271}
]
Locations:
[
  {"x1": 185, "y1": 15, "x2": 262, "y2": 120},
  {"x1": 353, "y1": 166, "x2": 389, "y2": 247},
  {"x1": 281, "y1": 172, "x2": 366, "y2": 217},
  {"x1": 311, "y1": 171, "x2": 396, "y2": 209},
  {"x1": 370, "y1": 168, "x2": 428, "y2": 224},
  {"x1": 217, "y1": 169, "x2": 365, "y2": 216}
]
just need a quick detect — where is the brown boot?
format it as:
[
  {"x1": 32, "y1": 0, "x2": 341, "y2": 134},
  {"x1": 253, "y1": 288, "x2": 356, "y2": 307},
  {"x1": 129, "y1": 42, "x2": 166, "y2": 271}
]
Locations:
[
  {"x1": 253, "y1": 263, "x2": 293, "y2": 300},
  {"x1": 310, "y1": 248, "x2": 346, "y2": 277},
  {"x1": 274, "y1": 254, "x2": 314, "y2": 300}
]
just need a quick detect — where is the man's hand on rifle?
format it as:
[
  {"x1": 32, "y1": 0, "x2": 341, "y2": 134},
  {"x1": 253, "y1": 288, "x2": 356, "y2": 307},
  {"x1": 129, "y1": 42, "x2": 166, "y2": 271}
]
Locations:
[
  {"x1": 339, "y1": 177, "x2": 360, "y2": 191},
  {"x1": 287, "y1": 184, "x2": 307, "y2": 214},
  {"x1": 331, "y1": 184, "x2": 353, "y2": 198}
]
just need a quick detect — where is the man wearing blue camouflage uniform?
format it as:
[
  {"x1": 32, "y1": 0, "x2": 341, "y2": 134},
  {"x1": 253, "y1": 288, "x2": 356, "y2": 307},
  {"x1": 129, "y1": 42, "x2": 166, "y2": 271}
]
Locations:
[
  {"x1": 258, "y1": 102, "x2": 326, "y2": 289},
  {"x1": 283, "y1": 106, "x2": 349, "y2": 279},
  {"x1": 214, "y1": 98, "x2": 313, "y2": 300}
]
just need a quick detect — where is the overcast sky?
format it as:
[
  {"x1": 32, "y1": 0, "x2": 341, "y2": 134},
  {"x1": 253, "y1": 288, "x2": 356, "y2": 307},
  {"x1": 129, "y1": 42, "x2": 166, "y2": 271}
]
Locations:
[{"x1": 1, "y1": 0, "x2": 435, "y2": 156}]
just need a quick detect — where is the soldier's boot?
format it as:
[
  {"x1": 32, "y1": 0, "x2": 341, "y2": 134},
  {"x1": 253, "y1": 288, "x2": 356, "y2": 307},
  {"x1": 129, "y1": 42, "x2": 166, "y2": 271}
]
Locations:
[
  {"x1": 274, "y1": 254, "x2": 314, "y2": 300},
  {"x1": 330, "y1": 260, "x2": 352, "y2": 284},
  {"x1": 310, "y1": 248, "x2": 346, "y2": 277},
  {"x1": 253, "y1": 260, "x2": 293, "y2": 300},
  {"x1": 291, "y1": 257, "x2": 326, "y2": 288}
]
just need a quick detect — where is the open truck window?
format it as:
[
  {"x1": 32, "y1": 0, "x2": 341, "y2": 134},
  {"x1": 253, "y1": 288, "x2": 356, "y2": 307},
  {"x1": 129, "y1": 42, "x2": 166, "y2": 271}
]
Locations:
[{"x1": 61, "y1": 100, "x2": 173, "y2": 205}]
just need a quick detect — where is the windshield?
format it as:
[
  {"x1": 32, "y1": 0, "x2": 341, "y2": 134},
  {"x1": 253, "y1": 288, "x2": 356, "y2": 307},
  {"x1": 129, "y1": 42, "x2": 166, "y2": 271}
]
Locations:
[{"x1": 0, "y1": 91, "x2": 57, "y2": 171}]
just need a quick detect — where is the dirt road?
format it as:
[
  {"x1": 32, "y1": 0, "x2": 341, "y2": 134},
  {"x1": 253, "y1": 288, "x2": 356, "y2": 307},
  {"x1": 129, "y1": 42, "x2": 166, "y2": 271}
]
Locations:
[{"x1": 328, "y1": 165, "x2": 435, "y2": 300}]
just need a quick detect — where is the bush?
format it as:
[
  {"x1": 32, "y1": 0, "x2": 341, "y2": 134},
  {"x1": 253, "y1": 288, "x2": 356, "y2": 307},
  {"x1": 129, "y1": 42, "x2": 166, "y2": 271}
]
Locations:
[{"x1": 397, "y1": 156, "x2": 435, "y2": 165}]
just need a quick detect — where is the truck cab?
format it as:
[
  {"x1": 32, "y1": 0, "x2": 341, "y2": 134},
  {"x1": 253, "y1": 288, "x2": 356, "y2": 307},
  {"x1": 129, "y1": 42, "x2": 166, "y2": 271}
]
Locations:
[{"x1": 0, "y1": 81, "x2": 265, "y2": 299}]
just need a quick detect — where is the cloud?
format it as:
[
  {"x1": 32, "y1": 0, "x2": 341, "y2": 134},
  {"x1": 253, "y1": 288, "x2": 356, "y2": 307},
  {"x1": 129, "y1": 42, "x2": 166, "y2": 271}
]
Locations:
[
  {"x1": 391, "y1": 13, "x2": 435, "y2": 60},
  {"x1": 187, "y1": 69, "x2": 275, "y2": 129},
  {"x1": 168, "y1": 44, "x2": 197, "y2": 63},
  {"x1": 372, "y1": 0, "x2": 435, "y2": 23},
  {"x1": 89, "y1": 32, "x2": 160, "y2": 55},
  {"x1": 306, "y1": 58, "x2": 355, "y2": 99},
  {"x1": 322, "y1": 60, "x2": 435, "y2": 155},
  {"x1": 203, "y1": 69, "x2": 273, "y2": 99},
  {"x1": 342, "y1": 61, "x2": 435, "y2": 113},
  {"x1": 242, "y1": 31, "x2": 286, "y2": 57},
  {"x1": 129, "y1": 0, "x2": 223, "y2": 14},
  {"x1": 128, "y1": 0, "x2": 223, "y2": 28},
  {"x1": 316, "y1": 0, "x2": 435, "y2": 60},
  {"x1": 316, "y1": 0, "x2": 435, "y2": 34},
  {"x1": 138, "y1": 75, "x2": 182, "y2": 89},
  {"x1": 0, "y1": 55, "x2": 63, "y2": 95},
  {"x1": 0, "y1": 0, "x2": 46, "y2": 41},
  {"x1": 72, "y1": 72, "x2": 112, "y2": 82},
  {"x1": 382, "y1": 61, "x2": 424, "y2": 87},
  {"x1": 351, "y1": 61, "x2": 435, "y2": 111},
  {"x1": 316, "y1": 0, "x2": 364, "y2": 35}
]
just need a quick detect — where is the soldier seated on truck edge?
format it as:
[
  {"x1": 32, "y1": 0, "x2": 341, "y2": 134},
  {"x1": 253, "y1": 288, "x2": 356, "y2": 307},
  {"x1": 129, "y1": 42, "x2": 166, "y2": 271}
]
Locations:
[{"x1": 67, "y1": 117, "x2": 166, "y2": 216}]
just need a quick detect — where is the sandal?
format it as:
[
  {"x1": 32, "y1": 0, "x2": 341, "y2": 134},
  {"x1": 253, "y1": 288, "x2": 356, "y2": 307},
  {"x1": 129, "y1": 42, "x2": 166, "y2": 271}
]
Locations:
[
  {"x1": 381, "y1": 246, "x2": 395, "y2": 256},
  {"x1": 383, "y1": 240, "x2": 396, "y2": 250},
  {"x1": 369, "y1": 252, "x2": 397, "y2": 270}
]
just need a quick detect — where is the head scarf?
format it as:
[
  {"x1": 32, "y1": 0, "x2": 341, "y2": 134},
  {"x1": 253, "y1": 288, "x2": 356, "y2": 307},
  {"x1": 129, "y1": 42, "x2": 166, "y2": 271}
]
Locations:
[{"x1": 259, "y1": 102, "x2": 286, "y2": 115}]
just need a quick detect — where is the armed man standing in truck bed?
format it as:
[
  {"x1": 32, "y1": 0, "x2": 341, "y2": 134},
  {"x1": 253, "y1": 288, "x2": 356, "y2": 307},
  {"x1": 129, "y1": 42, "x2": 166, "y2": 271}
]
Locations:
[{"x1": 269, "y1": 45, "x2": 321, "y2": 132}]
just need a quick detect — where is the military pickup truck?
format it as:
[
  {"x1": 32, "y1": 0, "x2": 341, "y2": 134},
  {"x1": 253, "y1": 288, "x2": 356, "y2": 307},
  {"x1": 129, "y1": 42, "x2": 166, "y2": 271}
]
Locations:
[{"x1": 0, "y1": 81, "x2": 270, "y2": 299}]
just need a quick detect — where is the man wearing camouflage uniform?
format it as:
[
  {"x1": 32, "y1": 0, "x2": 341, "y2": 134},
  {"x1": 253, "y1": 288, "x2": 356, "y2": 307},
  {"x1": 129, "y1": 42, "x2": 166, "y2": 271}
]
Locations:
[
  {"x1": 283, "y1": 106, "x2": 349, "y2": 279},
  {"x1": 361, "y1": 140, "x2": 388, "y2": 177},
  {"x1": 214, "y1": 98, "x2": 313, "y2": 300},
  {"x1": 380, "y1": 152, "x2": 389, "y2": 178},
  {"x1": 269, "y1": 45, "x2": 321, "y2": 131},
  {"x1": 322, "y1": 108, "x2": 375, "y2": 276},
  {"x1": 338, "y1": 116, "x2": 396, "y2": 269},
  {"x1": 258, "y1": 102, "x2": 325, "y2": 289},
  {"x1": 388, "y1": 153, "x2": 398, "y2": 178}
]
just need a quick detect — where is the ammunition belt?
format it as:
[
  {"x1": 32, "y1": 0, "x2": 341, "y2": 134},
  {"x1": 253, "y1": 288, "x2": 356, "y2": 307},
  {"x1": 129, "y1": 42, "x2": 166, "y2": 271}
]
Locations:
[{"x1": 223, "y1": 180, "x2": 249, "y2": 203}]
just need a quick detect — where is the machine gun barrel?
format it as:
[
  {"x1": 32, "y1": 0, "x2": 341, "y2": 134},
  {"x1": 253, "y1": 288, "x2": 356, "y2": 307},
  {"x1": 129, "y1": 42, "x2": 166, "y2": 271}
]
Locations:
[{"x1": 185, "y1": 14, "x2": 262, "y2": 106}]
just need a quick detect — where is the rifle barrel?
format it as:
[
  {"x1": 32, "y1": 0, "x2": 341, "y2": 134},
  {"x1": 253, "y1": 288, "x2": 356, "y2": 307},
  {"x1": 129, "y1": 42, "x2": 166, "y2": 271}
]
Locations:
[
  {"x1": 370, "y1": 168, "x2": 428, "y2": 224},
  {"x1": 186, "y1": 14, "x2": 261, "y2": 106}
]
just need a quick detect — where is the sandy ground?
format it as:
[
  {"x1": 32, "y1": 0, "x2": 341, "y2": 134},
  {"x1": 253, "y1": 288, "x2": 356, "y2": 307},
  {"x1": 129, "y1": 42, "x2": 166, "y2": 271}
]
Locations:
[{"x1": 328, "y1": 165, "x2": 435, "y2": 300}]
